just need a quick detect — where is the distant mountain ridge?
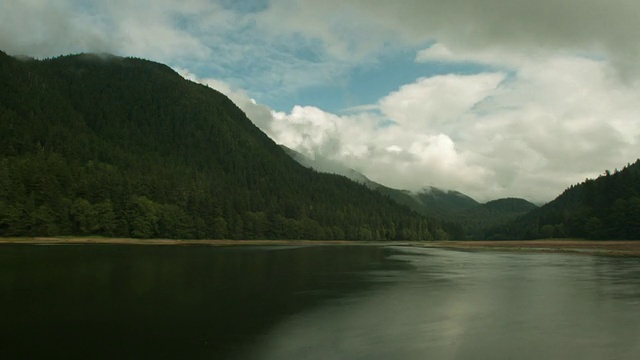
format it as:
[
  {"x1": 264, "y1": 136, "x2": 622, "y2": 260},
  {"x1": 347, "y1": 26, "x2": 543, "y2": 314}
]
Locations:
[
  {"x1": 488, "y1": 160, "x2": 640, "y2": 240},
  {"x1": 280, "y1": 146, "x2": 378, "y2": 187},
  {"x1": 459, "y1": 198, "x2": 539, "y2": 239},
  {"x1": 280, "y1": 146, "x2": 474, "y2": 213},
  {"x1": 282, "y1": 147, "x2": 538, "y2": 238},
  {"x1": 412, "y1": 187, "x2": 479, "y2": 216}
]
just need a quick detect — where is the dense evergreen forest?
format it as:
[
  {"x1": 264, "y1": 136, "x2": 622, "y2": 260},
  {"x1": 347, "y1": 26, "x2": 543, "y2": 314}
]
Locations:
[
  {"x1": 487, "y1": 160, "x2": 640, "y2": 240},
  {"x1": 283, "y1": 145, "x2": 536, "y2": 239},
  {"x1": 456, "y1": 198, "x2": 539, "y2": 239},
  {"x1": 0, "y1": 50, "x2": 457, "y2": 240},
  {"x1": 374, "y1": 188, "x2": 538, "y2": 239}
]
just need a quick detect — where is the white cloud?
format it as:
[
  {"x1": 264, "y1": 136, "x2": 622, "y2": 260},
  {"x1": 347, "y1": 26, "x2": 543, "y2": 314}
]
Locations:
[
  {"x1": 0, "y1": 0, "x2": 215, "y2": 61},
  {"x1": 415, "y1": 43, "x2": 532, "y2": 70},
  {"x1": 239, "y1": 51, "x2": 640, "y2": 203},
  {"x1": 379, "y1": 73, "x2": 505, "y2": 134},
  {"x1": 178, "y1": 45, "x2": 640, "y2": 203},
  {"x1": 0, "y1": 0, "x2": 109, "y2": 57},
  {"x1": 262, "y1": 0, "x2": 640, "y2": 78}
]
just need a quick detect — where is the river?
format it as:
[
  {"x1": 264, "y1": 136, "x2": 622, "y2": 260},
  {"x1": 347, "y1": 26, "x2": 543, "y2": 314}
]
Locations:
[{"x1": 1, "y1": 244, "x2": 639, "y2": 359}]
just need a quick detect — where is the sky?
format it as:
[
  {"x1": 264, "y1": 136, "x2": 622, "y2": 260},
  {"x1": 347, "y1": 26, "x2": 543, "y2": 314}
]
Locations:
[{"x1": 2, "y1": 0, "x2": 640, "y2": 203}]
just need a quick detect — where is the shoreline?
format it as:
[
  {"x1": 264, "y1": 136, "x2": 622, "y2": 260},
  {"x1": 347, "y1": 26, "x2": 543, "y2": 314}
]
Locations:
[
  {"x1": 1, "y1": 237, "x2": 639, "y2": 256},
  {"x1": 417, "y1": 240, "x2": 640, "y2": 257},
  {"x1": 0, "y1": 237, "x2": 370, "y2": 247}
]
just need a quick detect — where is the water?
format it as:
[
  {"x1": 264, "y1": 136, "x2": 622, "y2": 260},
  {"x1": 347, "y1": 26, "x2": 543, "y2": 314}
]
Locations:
[{"x1": 1, "y1": 245, "x2": 639, "y2": 359}]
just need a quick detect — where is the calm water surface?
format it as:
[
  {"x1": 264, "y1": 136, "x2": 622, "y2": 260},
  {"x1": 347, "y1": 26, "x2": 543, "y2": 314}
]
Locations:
[{"x1": 1, "y1": 245, "x2": 639, "y2": 359}]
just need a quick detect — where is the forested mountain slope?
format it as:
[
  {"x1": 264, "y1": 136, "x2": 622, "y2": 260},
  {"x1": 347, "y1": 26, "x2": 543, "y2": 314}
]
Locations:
[
  {"x1": 282, "y1": 147, "x2": 537, "y2": 238},
  {"x1": 282, "y1": 146, "x2": 438, "y2": 215},
  {"x1": 412, "y1": 187, "x2": 479, "y2": 216},
  {"x1": 458, "y1": 198, "x2": 538, "y2": 239},
  {"x1": 487, "y1": 160, "x2": 640, "y2": 240},
  {"x1": 0, "y1": 51, "x2": 452, "y2": 240}
]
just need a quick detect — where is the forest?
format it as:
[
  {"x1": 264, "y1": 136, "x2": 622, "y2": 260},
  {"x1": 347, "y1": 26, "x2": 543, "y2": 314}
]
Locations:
[
  {"x1": 487, "y1": 160, "x2": 640, "y2": 240},
  {"x1": 0, "y1": 51, "x2": 457, "y2": 240}
]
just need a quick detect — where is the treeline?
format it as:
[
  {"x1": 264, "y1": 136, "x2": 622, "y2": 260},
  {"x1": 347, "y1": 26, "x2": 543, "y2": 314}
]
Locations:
[
  {"x1": 376, "y1": 185, "x2": 537, "y2": 239},
  {"x1": 456, "y1": 198, "x2": 538, "y2": 239},
  {"x1": 0, "y1": 51, "x2": 453, "y2": 240},
  {"x1": 487, "y1": 160, "x2": 640, "y2": 240}
]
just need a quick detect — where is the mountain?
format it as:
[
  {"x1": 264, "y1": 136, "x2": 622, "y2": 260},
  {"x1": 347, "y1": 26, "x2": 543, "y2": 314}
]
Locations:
[
  {"x1": 487, "y1": 160, "x2": 640, "y2": 240},
  {"x1": 391, "y1": 190, "x2": 538, "y2": 239},
  {"x1": 280, "y1": 146, "x2": 378, "y2": 187},
  {"x1": 281, "y1": 147, "x2": 470, "y2": 214},
  {"x1": 458, "y1": 198, "x2": 538, "y2": 239},
  {"x1": 0, "y1": 50, "x2": 453, "y2": 240},
  {"x1": 412, "y1": 187, "x2": 479, "y2": 216},
  {"x1": 282, "y1": 148, "x2": 537, "y2": 238}
]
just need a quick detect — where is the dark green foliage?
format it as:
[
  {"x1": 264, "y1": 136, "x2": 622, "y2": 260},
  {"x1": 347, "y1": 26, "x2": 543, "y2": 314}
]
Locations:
[
  {"x1": 282, "y1": 143, "x2": 538, "y2": 239},
  {"x1": 0, "y1": 50, "x2": 449, "y2": 240},
  {"x1": 374, "y1": 186, "x2": 537, "y2": 239},
  {"x1": 413, "y1": 188, "x2": 479, "y2": 215},
  {"x1": 458, "y1": 198, "x2": 539, "y2": 239},
  {"x1": 488, "y1": 160, "x2": 640, "y2": 240}
]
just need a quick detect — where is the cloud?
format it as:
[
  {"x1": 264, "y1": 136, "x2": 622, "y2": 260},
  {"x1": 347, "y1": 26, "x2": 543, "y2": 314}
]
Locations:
[
  {"x1": 379, "y1": 73, "x2": 505, "y2": 134},
  {"x1": 0, "y1": 0, "x2": 365, "y2": 104},
  {"x1": 6, "y1": 1, "x2": 640, "y2": 101},
  {"x1": 177, "y1": 45, "x2": 640, "y2": 203},
  {"x1": 415, "y1": 43, "x2": 531, "y2": 70},
  {"x1": 232, "y1": 53, "x2": 640, "y2": 203},
  {"x1": 0, "y1": 0, "x2": 110, "y2": 57},
  {"x1": 259, "y1": 0, "x2": 640, "y2": 79},
  {"x1": 5, "y1": 1, "x2": 640, "y2": 82},
  {"x1": 0, "y1": 0, "x2": 218, "y2": 64}
]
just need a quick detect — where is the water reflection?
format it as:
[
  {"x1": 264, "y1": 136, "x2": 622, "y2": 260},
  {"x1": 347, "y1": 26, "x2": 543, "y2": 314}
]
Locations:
[
  {"x1": 246, "y1": 247, "x2": 640, "y2": 360},
  {"x1": 1, "y1": 245, "x2": 639, "y2": 359},
  {"x1": 0, "y1": 245, "x2": 389, "y2": 359}
]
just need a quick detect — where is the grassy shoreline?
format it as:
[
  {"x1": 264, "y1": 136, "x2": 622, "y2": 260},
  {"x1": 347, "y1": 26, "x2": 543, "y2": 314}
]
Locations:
[{"x1": 1, "y1": 237, "x2": 639, "y2": 256}]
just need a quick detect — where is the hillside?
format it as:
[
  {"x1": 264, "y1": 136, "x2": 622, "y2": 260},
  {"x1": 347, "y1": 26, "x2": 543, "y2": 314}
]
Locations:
[
  {"x1": 412, "y1": 187, "x2": 479, "y2": 216},
  {"x1": 487, "y1": 160, "x2": 640, "y2": 240},
  {"x1": 459, "y1": 198, "x2": 538, "y2": 239},
  {"x1": 282, "y1": 146, "x2": 478, "y2": 213},
  {"x1": 282, "y1": 147, "x2": 537, "y2": 238},
  {"x1": 280, "y1": 146, "x2": 378, "y2": 187},
  {"x1": 0, "y1": 51, "x2": 451, "y2": 240}
]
